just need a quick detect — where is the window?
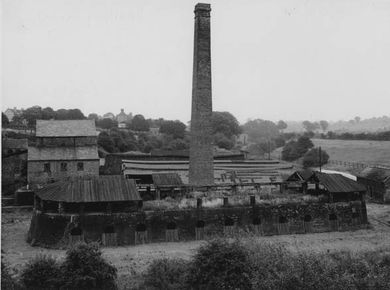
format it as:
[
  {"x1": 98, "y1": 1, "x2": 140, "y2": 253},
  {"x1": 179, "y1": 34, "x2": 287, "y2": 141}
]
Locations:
[
  {"x1": 43, "y1": 163, "x2": 51, "y2": 173},
  {"x1": 77, "y1": 162, "x2": 84, "y2": 171},
  {"x1": 60, "y1": 162, "x2": 68, "y2": 172}
]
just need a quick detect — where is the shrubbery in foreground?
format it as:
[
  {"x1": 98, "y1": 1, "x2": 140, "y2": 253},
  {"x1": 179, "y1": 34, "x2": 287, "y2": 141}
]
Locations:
[
  {"x1": 142, "y1": 239, "x2": 390, "y2": 290},
  {"x1": 18, "y1": 243, "x2": 117, "y2": 290}
]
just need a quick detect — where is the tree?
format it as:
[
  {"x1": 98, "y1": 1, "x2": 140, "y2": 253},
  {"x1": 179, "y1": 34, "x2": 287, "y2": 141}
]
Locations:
[
  {"x1": 130, "y1": 114, "x2": 150, "y2": 132},
  {"x1": 96, "y1": 118, "x2": 117, "y2": 129},
  {"x1": 2, "y1": 113, "x2": 9, "y2": 126},
  {"x1": 295, "y1": 136, "x2": 314, "y2": 156},
  {"x1": 302, "y1": 120, "x2": 319, "y2": 132},
  {"x1": 354, "y1": 116, "x2": 361, "y2": 123},
  {"x1": 88, "y1": 113, "x2": 99, "y2": 122},
  {"x1": 159, "y1": 120, "x2": 186, "y2": 139},
  {"x1": 302, "y1": 147, "x2": 329, "y2": 168},
  {"x1": 277, "y1": 120, "x2": 288, "y2": 132},
  {"x1": 22, "y1": 106, "x2": 43, "y2": 127},
  {"x1": 214, "y1": 133, "x2": 235, "y2": 150},
  {"x1": 319, "y1": 120, "x2": 329, "y2": 132},
  {"x1": 61, "y1": 243, "x2": 117, "y2": 290},
  {"x1": 97, "y1": 132, "x2": 116, "y2": 153},
  {"x1": 281, "y1": 140, "x2": 300, "y2": 161},
  {"x1": 211, "y1": 111, "x2": 241, "y2": 138},
  {"x1": 242, "y1": 119, "x2": 279, "y2": 143},
  {"x1": 41, "y1": 107, "x2": 56, "y2": 120}
]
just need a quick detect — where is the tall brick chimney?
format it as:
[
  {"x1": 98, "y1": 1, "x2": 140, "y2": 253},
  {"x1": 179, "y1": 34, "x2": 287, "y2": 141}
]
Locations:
[{"x1": 189, "y1": 3, "x2": 214, "y2": 186}]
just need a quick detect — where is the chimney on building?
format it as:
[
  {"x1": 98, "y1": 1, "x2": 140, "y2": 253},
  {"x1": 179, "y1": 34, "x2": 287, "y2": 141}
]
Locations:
[{"x1": 189, "y1": 3, "x2": 214, "y2": 186}]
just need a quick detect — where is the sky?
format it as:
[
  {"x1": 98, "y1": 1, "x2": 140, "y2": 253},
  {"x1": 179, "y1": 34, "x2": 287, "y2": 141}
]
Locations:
[{"x1": 2, "y1": 0, "x2": 390, "y2": 124}]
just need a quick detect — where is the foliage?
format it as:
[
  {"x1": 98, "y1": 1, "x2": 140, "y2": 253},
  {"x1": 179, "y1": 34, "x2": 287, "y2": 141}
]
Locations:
[
  {"x1": 273, "y1": 136, "x2": 286, "y2": 148},
  {"x1": 130, "y1": 114, "x2": 149, "y2": 132},
  {"x1": 87, "y1": 113, "x2": 99, "y2": 121},
  {"x1": 20, "y1": 254, "x2": 62, "y2": 289},
  {"x1": 302, "y1": 120, "x2": 320, "y2": 132},
  {"x1": 211, "y1": 111, "x2": 241, "y2": 138},
  {"x1": 324, "y1": 130, "x2": 390, "y2": 141},
  {"x1": 20, "y1": 106, "x2": 86, "y2": 127},
  {"x1": 277, "y1": 120, "x2": 287, "y2": 131},
  {"x1": 2, "y1": 112, "x2": 10, "y2": 125},
  {"x1": 98, "y1": 132, "x2": 116, "y2": 153},
  {"x1": 282, "y1": 136, "x2": 314, "y2": 161},
  {"x1": 214, "y1": 133, "x2": 235, "y2": 150},
  {"x1": 302, "y1": 147, "x2": 329, "y2": 168},
  {"x1": 187, "y1": 239, "x2": 252, "y2": 290},
  {"x1": 159, "y1": 120, "x2": 186, "y2": 139},
  {"x1": 96, "y1": 118, "x2": 118, "y2": 129},
  {"x1": 319, "y1": 120, "x2": 329, "y2": 132},
  {"x1": 61, "y1": 242, "x2": 117, "y2": 290},
  {"x1": 2, "y1": 259, "x2": 19, "y2": 290},
  {"x1": 281, "y1": 140, "x2": 300, "y2": 161},
  {"x1": 248, "y1": 140, "x2": 276, "y2": 158},
  {"x1": 242, "y1": 119, "x2": 279, "y2": 143},
  {"x1": 142, "y1": 258, "x2": 190, "y2": 289}
]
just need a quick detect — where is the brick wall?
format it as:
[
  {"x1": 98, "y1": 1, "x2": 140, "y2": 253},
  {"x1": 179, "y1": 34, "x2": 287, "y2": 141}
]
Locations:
[
  {"x1": 28, "y1": 201, "x2": 367, "y2": 247},
  {"x1": 189, "y1": 3, "x2": 214, "y2": 186},
  {"x1": 28, "y1": 160, "x2": 99, "y2": 184}
]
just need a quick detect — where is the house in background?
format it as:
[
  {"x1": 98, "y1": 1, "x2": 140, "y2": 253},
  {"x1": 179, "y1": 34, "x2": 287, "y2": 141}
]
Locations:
[
  {"x1": 357, "y1": 167, "x2": 390, "y2": 203},
  {"x1": 116, "y1": 109, "x2": 133, "y2": 128},
  {"x1": 4, "y1": 107, "x2": 23, "y2": 122},
  {"x1": 27, "y1": 120, "x2": 99, "y2": 186}
]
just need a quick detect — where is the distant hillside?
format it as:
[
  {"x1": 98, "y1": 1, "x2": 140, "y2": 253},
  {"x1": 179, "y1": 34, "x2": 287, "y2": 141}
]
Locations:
[{"x1": 285, "y1": 116, "x2": 390, "y2": 133}]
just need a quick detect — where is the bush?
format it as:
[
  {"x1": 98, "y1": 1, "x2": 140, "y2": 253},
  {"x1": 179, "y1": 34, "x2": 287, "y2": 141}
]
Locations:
[
  {"x1": 20, "y1": 254, "x2": 62, "y2": 290},
  {"x1": 61, "y1": 242, "x2": 117, "y2": 290},
  {"x1": 187, "y1": 239, "x2": 252, "y2": 290},
  {"x1": 142, "y1": 258, "x2": 190, "y2": 289},
  {"x1": 302, "y1": 147, "x2": 329, "y2": 168}
]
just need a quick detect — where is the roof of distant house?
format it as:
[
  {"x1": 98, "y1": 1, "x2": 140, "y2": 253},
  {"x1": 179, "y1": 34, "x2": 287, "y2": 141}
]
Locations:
[
  {"x1": 28, "y1": 146, "x2": 99, "y2": 161},
  {"x1": 36, "y1": 175, "x2": 141, "y2": 203},
  {"x1": 36, "y1": 120, "x2": 97, "y2": 137},
  {"x1": 314, "y1": 172, "x2": 366, "y2": 193}
]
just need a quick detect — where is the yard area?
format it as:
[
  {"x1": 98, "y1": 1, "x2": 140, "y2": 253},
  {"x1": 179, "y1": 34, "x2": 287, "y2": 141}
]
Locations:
[{"x1": 2, "y1": 203, "x2": 390, "y2": 281}]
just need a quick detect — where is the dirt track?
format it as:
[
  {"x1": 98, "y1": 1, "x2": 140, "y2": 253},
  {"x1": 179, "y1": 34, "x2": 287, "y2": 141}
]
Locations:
[{"x1": 2, "y1": 203, "x2": 390, "y2": 278}]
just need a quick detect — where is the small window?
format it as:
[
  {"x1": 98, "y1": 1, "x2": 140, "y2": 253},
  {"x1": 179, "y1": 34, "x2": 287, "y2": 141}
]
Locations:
[
  {"x1": 196, "y1": 220, "x2": 205, "y2": 228},
  {"x1": 167, "y1": 222, "x2": 177, "y2": 230},
  {"x1": 304, "y1": 215, "x2": 312, "y2": 222},
  {"x1": 77, "y1": 162, "x2": 84, "y2": 171},
  {"x1": 329, "y1": 213, "x2": 338, "y2": 221},
  {"x1": 61, "y1": 162, "x2": 68, "y2": 171},
  {"x1": 43, "y1": 163, "x2": 51, "y2": 173},
  {"x1": 279, "y1": 216, "x2": 288, "y2": 224}
]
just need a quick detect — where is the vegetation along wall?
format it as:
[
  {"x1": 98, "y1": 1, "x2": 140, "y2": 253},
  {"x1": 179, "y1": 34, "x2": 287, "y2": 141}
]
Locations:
[{"x1": 27, "y1": 201, "x2": 367, "y2": 248}]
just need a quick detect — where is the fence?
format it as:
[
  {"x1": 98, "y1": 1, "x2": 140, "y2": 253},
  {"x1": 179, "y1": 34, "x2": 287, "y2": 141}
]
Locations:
[{"x1": 327, "y1": 160, "x2": 390, "y2": 170}]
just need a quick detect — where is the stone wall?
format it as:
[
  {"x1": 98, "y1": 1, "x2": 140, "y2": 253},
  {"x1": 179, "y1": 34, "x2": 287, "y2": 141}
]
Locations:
[
  {"x1": 37, "y1": 137, "x2": 97, "y2": 147},
  {"x1": 28, "y1": 160, "x2": 99, "y2": 184},
  {"x1": 28, "y1": 201, "x2": 367, "y2": 248}
]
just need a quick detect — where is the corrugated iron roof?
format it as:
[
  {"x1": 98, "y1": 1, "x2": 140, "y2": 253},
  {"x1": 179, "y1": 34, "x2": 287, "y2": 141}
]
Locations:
[
  {"x1": 152, "y1": 173, "x2": 183, "y2": 186},
  {"x1": 315, "y1": 172, "x2": 366, "y2": 193},
  {"x1": 36, "y1": 175, "x2": 141, "y2": 202},
  {"x1": 28, "y1": 146, "x2": 99, "y2": 161},
  {"x1": 36, "y1": 120, "x2": 97, "y2": 137}
]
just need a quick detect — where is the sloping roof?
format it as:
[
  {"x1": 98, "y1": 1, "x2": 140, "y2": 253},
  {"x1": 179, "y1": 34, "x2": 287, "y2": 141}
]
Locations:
[
  {"x1": 152, "y1": 173, "x2": 183, "y2": 186},
  {"x1": 36, "y1": 175, "x2": 141, "y2": 202},
  {"x1": 36, "y1": 120, "x2": 97, "y2": 137},
  {"x1": 286, "y1": 170, "x2": 314, "y2": 182},
  {"x1": 2, "y1": 138, "x2": 28, "y2": 149},
  {"x1": 28, "y1": 146, "x2": 99, "y2": 161},
  {"x1": 315, "y1": 172, "x2": 366, "y2": 193},
  {"x1": 359, "y1": 167, "x2": 390, "y2": 183}
]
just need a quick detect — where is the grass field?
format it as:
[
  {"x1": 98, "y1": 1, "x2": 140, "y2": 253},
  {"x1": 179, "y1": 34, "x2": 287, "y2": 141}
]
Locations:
[{"x1": 311, "y1": 139, "x2": 390, "y2": 167}]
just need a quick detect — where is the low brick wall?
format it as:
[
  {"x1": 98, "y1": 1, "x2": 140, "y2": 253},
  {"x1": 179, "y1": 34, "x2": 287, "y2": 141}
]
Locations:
[{"x1": 27, "y1": 201, "x2": 367, "y2": 248}]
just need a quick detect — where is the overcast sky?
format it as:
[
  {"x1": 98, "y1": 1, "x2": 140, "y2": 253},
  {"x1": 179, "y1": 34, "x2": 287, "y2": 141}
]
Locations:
[{"x1": 2, "y1": 0, "x2": 390, "y2": 124}]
